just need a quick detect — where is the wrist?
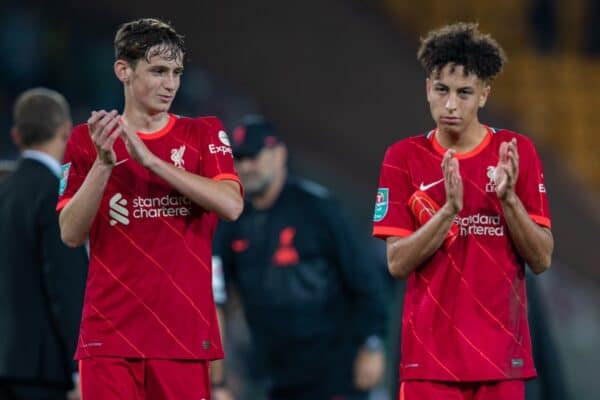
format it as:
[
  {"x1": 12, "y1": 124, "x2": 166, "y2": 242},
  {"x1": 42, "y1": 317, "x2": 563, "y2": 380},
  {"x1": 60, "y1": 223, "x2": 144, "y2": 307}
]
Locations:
[
  {"x1": 500, "y1": 190, "x2": 518, "y2": 207},
  {"x1": 93, "y1": 157, "x2": 115, "y2": 170},
  {"x1": 440, "y1": 203, "x2": 459, "y2": 220},
  {"x1": 211, "y1": 379, "x2": 227, "y2": 389}
]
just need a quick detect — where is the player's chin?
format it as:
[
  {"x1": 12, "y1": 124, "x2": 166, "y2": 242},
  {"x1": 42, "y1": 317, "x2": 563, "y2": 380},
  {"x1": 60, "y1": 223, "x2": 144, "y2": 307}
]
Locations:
[
  {"x1": 150, "y1": 102, "x2": 172, "y2": 113},
  {"x1": 439, "y1": 122, "x2": 463, "y2": 134}
]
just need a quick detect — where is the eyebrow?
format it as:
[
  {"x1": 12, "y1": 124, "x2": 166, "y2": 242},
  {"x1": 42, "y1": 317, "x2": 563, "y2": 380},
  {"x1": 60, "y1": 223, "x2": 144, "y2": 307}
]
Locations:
[{"x1": 433, "y1": 82, "x2": 475, "y2": 91}]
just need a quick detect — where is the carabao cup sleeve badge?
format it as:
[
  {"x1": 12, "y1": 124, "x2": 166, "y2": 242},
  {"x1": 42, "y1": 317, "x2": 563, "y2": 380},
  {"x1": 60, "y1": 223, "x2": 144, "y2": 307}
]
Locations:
[
  {"x1": 59, "y1": 162, "x2": 71, "y2": 196},
  {"x1": 373, "y1": 188, "x2": 389, "y2": 222}
]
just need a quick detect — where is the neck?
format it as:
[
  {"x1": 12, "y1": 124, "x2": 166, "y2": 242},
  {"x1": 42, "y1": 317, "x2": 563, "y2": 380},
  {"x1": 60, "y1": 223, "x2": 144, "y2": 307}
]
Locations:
[
  {"x1": 122, "y1": 105, "x2": 170, "y2": 133},
  {"x1": 436, "y1": 119, "x2": 487, "y2": 153},
  {"x1": 25, "y1": 140, "x2": 63, "y2": 163},
  {"x1": 251, "y1": 168, "x2": 287, "y2": 210}
]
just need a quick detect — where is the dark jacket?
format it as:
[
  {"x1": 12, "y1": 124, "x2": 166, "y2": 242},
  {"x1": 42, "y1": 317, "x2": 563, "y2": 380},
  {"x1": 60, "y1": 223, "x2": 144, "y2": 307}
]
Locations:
[
  {"x1": 215, "y1": 178, "x2": 387, "y2": 392},
  {"x1": 0, "y1": 158, "x2": 87, "y2": 388}
]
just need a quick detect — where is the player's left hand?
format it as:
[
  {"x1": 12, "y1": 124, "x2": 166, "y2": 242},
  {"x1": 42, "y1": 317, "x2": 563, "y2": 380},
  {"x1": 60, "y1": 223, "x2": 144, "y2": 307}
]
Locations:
[
  {"x1": 495, "y1": 138, "x2": 519, "y2": 201},
  {"x1": 353, "y1": 348, "x2": 385, "y2": 391},
  {"x1": 212, "y1": 387, "x2": 235, "y2": 400},
  {"x1": 119, "y1": 121, "x2": 157, "y2": 168},
  {"x1": 66, "y1": 379, "x2": 81, "y2": 400}
]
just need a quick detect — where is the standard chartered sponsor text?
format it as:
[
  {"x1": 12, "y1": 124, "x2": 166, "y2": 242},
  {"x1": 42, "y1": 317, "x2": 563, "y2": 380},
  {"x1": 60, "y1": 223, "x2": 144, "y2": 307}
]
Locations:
[
  {"x1": 455, "y1": 213, "x2": 504, "y2": 237},
  {"x1": 132, "y1": 195, "x2": 192, "y2": 219}
]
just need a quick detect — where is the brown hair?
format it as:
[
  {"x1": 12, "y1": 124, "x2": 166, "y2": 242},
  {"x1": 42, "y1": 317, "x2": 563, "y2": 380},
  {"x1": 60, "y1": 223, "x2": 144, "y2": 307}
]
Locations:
[
  {"x1": 114, "y1": 18, "x2": 185, "y2": 67},
  {"x1": 417, "y1": 22, "x2": 507, "y2": 81},
  {"x1": 13, "y1": 88, "x2": 71, "y2": 147}
]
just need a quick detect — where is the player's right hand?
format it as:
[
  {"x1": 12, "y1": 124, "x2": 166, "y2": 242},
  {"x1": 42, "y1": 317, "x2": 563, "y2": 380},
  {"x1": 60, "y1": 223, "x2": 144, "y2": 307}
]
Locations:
[
  {"x1": 88, "y1": 109, "x2": 123, "y2": 166},
  {"x1": 212, "y1": 387, "x2": 235, "y2": 400},
  {"x1": 441, "y1": 149, "x2": 463, "y2": 214}
]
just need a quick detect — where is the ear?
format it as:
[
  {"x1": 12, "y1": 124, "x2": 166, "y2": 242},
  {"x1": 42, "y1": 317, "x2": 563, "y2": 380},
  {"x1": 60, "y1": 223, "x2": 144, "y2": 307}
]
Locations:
[
  {"x1": 479, "y1": 84, "x2": 491, "y2": 108},
  {"x1": 114, "y1": 60, "x2": 131, "y2": 83},
  {"x1": 274, "y1": 145, "x2": 288, "y2": 167},
  {"x1": 60, "y1": 121, "x2": 73, "y2": 143},
  {"x1": 10, "y1": 127, "x2": 22, "y2": 148}
]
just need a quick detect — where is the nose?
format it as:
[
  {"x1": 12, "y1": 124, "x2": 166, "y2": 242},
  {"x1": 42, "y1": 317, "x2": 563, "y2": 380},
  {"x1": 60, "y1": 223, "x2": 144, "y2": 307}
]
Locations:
[
  {"x1": 445, "y1": 92, "x2": 457, "y2": 112},
  {"x1": 163, "y1": 73, "x2": 177, "y2": 91}
]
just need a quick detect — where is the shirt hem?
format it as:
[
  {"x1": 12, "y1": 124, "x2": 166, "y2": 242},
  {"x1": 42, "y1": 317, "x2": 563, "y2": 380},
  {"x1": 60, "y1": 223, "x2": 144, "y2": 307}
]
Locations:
[
  {"x1": 400, "y1": 369, "x2": 537, "y2": 382},
  {"x1": 373, "y1": 226, "x2": 413, "y2": 239}
]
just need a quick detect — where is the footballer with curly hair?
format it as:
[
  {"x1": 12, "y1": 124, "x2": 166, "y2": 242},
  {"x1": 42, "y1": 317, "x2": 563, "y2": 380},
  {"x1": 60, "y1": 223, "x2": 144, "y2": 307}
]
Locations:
[{"x1": 372, "y1": 22, "x2": 553, "y2": 400}]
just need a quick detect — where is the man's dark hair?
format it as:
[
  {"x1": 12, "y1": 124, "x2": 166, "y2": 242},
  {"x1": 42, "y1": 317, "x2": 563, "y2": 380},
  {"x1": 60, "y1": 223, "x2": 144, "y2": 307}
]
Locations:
[
  {"x1": 417, "y1": 22, "x2": 507, "y2": 81},
  {"x1": 114, "y1": 18, "x2": 185, "y2": 67},
  {"x1": 13, "y1": 88, "x2": 71, "y2": 147}
]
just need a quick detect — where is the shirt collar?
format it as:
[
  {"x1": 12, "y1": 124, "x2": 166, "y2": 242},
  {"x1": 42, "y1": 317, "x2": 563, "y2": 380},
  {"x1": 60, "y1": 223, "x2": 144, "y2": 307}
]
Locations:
[{"x1": 21, "y1": 150, "x2": 62, "y2": 178}]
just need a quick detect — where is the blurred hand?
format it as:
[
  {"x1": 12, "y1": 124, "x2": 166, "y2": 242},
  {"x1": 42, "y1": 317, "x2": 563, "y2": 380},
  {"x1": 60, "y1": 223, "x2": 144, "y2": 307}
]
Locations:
[
  {"x1": 88, "y1": 110, "x2": 122, "y2": 166},
  {"x1": 66, "y1": 379, "x2": 81, "y2": 400},
  {"x1": 354, "y1": 348, "x2": 385, "y2": 391},
  {"x1": 495, "y1": 138, "x2": 519, "y2": 202},
  {"x1": 212, "y1": 387, "x2": 235, "y2": 400}
]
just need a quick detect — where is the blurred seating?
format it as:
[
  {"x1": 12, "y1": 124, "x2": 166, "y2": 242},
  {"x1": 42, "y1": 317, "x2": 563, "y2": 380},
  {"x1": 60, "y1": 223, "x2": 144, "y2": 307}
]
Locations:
[{"x1": 378, "y1": 0, "x2": 600, "y2": 190}]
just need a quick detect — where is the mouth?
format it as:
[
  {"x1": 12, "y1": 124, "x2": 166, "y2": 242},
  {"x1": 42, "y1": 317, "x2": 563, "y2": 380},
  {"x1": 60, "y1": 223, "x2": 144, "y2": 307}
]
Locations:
[
  {"x1": 440, "y1": 116, "x2": 461, "y2": 125},
  {"x1": 158, "y1": 95, "x2": 173, "y2": 102}
]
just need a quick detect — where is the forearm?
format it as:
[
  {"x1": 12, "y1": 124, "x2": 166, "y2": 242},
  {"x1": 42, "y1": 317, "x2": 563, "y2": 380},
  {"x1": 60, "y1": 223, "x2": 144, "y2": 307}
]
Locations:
[
  {"x1": 387, "y1": 203, "x2": 456, "y2": 279},
  {"x1": 60, "y1": 160, "x2": 113, "y2": 247},
  {"x1": 501, "y1": 192, "x2": 553, "y2": 273},
  {"x1": 145, "y1": 156, "x2": 243, "y2": 221}
]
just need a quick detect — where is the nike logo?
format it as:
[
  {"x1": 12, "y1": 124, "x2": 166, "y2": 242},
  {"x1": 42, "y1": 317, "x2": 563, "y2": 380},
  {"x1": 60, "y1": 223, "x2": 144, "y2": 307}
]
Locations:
[{"x1": 419, "y1": 178, "x2": 444, "y2": 191}]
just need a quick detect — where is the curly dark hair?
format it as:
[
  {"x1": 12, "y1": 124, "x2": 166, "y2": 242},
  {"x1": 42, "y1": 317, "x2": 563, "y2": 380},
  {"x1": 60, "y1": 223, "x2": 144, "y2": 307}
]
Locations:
[
  {"x1": 114, "y1": 18, "x2": 185, "y2": 67},
  {"x1": 417, "y1": 22, "x2": 507, "y2": 81}
]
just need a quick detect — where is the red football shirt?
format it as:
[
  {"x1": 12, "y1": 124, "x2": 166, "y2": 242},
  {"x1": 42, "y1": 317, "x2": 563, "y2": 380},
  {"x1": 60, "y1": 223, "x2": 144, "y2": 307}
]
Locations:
[
  {"x1": 373, "y1": 126, "x2": 551, "y2": 382},
  {"x1": 57, "y1": 114, "x2": 241, "y2": 361}
]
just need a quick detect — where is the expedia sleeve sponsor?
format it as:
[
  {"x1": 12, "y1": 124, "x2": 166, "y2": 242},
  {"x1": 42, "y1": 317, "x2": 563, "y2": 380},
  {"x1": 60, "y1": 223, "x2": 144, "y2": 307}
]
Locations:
[
  {"x1": 198, "y1": 117, "x2": 238, "y2": 178},
  {"x1": 208, "y1": 143, "x2": 232, "y2": 156},
  {"x1": 514, "y1": 136, "x2": 551, "y2": 226}
]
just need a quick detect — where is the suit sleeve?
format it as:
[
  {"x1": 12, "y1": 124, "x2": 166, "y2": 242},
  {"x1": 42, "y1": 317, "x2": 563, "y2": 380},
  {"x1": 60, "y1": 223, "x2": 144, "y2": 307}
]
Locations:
[
  {"x1": 320, "y1": 197, "x2": 388, "y2": 345},
  {"x1": 372, "y1": 145, "x2": 416, "y2": 239},
  {"x1": 515, "y1": 137, "x2": 551, "y2": 228},
  {"x1": 39, "y1": 186, "x2": 88, "y2": 373}
]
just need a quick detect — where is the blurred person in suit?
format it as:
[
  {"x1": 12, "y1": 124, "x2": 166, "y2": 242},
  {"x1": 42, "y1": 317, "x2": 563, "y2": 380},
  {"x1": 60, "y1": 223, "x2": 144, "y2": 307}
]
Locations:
[
  {"x1": 0, "y1": 160, "x2": 16, "y2": 182},
  {"x1": 0, "y1": 88, "x2": 88, "y2": 400}
]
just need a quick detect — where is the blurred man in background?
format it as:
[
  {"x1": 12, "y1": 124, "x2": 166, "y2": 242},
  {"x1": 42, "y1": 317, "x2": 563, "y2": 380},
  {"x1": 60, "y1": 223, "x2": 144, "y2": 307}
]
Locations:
[
  {"x1": 373, "y1": 23, "x2": 553, "y2": 400},
  {"x1": 0, "y1": 160, "x2": 16, "y2": 182},
  {"x1": 0, "y1": 88, "x2": 88, "y2": 400},
  {"x1": 212, "y1": 116, "x2": 387, "y2": 400}
]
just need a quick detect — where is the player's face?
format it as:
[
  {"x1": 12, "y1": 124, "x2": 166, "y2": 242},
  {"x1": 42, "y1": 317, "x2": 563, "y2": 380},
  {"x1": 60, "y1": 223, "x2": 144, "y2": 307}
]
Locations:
[
  {"x1": 426, "y1": 63, "x2": 490, "y2": 135},
  {"x1": 126, "y1": 47, "x2": 184, "y2": 115},
  {"x1": 235, "y1": 147, "x2": 282, "y2": 197}
]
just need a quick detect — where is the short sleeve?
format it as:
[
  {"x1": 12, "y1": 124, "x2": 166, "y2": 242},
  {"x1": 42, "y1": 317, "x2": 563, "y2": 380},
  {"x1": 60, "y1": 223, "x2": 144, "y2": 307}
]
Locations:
[
  {"x1": 372, "y1": 144, "x2": 416, "y2": 239},
  {"x1": 198, "y1": 117, "x2": 243, "y2": 195},
  {"x1": 56, "y1": 124, "x2": 95, "y2": 212},
  {"x1": 515, "y1": 137, "x2": 551, "y2": 228}
]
